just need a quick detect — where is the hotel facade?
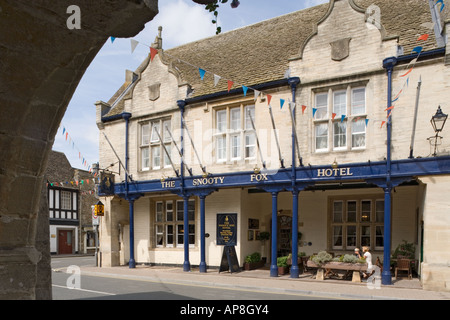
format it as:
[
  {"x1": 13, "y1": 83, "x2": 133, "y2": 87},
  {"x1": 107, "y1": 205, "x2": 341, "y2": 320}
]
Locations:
[{"x1": 95, "y1": 0, "x2": 450, "y2": 292}]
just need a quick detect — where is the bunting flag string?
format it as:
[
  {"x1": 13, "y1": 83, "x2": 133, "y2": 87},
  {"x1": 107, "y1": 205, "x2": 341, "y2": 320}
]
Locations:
[
  {"x1": 58, "y1": 123, "x2": 96, "y2": 174},
  {"x1": 47, "y1": 178, "x2": 95, "y2": 189},
  {"x1": 115, "y1": 13, "x2": 437, "y2": 131}
]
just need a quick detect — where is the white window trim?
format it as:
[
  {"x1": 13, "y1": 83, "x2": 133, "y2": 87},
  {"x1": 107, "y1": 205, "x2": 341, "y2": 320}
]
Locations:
[
  {"x1": 313, "y1": 85, "x2": 367, "y2": 153},
  {"x1": 214, "y1": 105, "x2": 256, "y2": 163}
]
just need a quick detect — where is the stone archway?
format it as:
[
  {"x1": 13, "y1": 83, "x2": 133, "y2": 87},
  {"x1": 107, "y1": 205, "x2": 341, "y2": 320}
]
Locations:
[{"x1": 0, "y1": 0, "x2": 159, "y2": 299}]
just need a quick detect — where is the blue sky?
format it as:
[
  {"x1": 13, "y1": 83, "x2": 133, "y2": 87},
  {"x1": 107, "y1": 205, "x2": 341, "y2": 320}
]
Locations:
[{"x1": 53, "y1": 0, "x2": 328, "y2": 170}]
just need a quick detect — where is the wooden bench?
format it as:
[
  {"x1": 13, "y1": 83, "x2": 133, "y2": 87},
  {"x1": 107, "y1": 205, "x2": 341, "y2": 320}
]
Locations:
[{"x1": 307, "y1": 261, "x2": 368, "y2": 282}]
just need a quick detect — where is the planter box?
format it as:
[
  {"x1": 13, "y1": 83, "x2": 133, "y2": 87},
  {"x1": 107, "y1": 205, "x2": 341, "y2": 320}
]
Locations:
[
  {"x1": 243, "y1": 260, "x2": 265, "y2": 270},
  {"x1": 307, "y1": 261, "x2": 367, "y2": 271},
  {"x1": 278, "y1": 266, "x2": 289, "y2": 275}
]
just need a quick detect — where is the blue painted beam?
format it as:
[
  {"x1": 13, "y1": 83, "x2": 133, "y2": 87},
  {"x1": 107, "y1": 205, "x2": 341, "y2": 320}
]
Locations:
[{"x1": 102, "y1": 157, "x2": 450, "y2": 198}]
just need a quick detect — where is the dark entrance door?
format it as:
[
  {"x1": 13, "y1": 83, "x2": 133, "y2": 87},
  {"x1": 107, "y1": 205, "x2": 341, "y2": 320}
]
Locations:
[
  {"x1": 58, "y1": 230, "x2": 73, "y2": 254},
  {"x1": 278, "y1": 215, "x2": 292, "y2": 257}
]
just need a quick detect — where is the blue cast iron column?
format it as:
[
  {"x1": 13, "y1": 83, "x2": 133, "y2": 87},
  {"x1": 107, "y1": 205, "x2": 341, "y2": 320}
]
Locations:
[
  {"x1": 288, "y1": 77, "x2": 301, "y2": 278},
  {"x1": 177, "y1": 100, "x2": 191, "y2": 272},
  {"x1": 121, "y1": 112, "x2": 137, "y2": 269},
  {"x1": 290, "y1": 190, "x2": 299, "y2": 278},
  {"x1": 183, "y1": 195, "x2": 190, "y2": 272},
  {"x1": 199, "y1": 194, "x2": 207, "y2": 273},
  {"x1": 382, "y1": 57, "x2": 397, "y2": 285},
  {"x1": 270, "y1": 191, "x2": 278, "y2": 277},
  {"x1": 128, "y1": 199, "x2": 136, "y2": 268}
]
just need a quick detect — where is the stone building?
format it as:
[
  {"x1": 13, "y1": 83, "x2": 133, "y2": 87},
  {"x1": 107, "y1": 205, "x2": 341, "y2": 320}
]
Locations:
[
  {"x1": 46, "y1": 151, "x2": 98, "y2": 255},
  {"x1": 95, "y1": 0, "x2": 450, "y2": 291}
]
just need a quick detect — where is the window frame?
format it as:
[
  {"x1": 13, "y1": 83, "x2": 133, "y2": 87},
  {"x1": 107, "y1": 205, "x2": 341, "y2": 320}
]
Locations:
[
  {"x1": 214, "y1": 104, "x2": 256, "y2": 163},
  {"x1": 139, "y1": 118, "x2": 172, "y2": 171},
  {"x1": 153, "y1": 199, "x2": 196, "y2": 249},
  {"x1": 329, "y1": 195, "x2": 384, "y2": 252},
  {"x1": 313, "y1": 85, "x2": 367, "y2": 153}
]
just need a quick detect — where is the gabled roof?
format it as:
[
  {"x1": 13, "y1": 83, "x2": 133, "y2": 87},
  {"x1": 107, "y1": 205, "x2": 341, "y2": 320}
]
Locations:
[{"x1": 104, "y1": 0, "x2": 439, "y2": 117}]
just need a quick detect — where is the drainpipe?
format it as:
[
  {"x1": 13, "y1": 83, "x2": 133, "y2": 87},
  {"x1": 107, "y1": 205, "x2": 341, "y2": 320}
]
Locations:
[
  {"x1": 288, "y1": 77, "x2": 301, "y2": 278},
  {"x1": 382, "y1": 57, "x2": 397, "y2": 285},
  {"x1": 177, "y1": 100, "x2": 190, "y2": 272}
]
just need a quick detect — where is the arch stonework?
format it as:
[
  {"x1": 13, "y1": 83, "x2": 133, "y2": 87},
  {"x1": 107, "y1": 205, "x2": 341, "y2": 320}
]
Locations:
[{"x1": 0, "y1": 0, "x2": 158, "y2": 299}]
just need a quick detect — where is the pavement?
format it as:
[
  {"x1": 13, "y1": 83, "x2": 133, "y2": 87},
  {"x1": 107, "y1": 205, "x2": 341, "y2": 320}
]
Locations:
[{"x1": 71, "y1": 263, "x2": 450, "y2": 300}]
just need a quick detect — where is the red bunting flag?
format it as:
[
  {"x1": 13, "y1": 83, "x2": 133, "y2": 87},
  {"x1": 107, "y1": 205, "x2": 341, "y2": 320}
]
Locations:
[
  {"x1": 385, "y1": 106, "x2": 395, "y2": 111},
  {"x1": 267, "y1": 94, "x2": 272, "y2": 105},
  {"x1": 332, "y1": 113, "x2": 337, "y2": 120},
  {"x1": 150, "y1": 47, "x2": 158, "y2": 62},
  {"x1": 400, "y1": 67, "x2": 413, "y2": 77},
  {"x1": 227, "y1": 80, "x2": 234, "y2": 92},
  {"x1": 380, "y1": 121, "x2": 386, "y2": 128},
  {"x1": 301, "y1": 105, "x2": 307, "y2": 115},
  {"x1": 417, "y1": 34, "x2": 429, "y2": 41}
]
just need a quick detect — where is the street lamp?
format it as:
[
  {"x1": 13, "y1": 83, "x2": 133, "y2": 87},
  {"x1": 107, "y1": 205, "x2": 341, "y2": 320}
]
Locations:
[{"x1": 429, "y1": 106, "x2": 448, "y2": 156}]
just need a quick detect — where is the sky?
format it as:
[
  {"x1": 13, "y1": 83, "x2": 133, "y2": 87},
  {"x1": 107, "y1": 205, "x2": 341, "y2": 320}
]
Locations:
[{"x1": 52, "y1": 0, "x2": 329, "y2": 170}]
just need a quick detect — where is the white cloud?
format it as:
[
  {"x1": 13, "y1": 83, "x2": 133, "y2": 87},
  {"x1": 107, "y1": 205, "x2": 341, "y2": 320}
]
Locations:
[{"x1": 145, "y1": 0, "x2": 217, "y2": 49}]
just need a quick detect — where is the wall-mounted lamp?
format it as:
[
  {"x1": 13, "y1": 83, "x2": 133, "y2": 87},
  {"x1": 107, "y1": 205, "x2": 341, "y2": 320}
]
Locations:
[
  {"x1": 254, "y1": 167, "x2": 260, "y2": 174},
  {"x1": 429, "y1": 106, "x2": 448, "y2": 156}
]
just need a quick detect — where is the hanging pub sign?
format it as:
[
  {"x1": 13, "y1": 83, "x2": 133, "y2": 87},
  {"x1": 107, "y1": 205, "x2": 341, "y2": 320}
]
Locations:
[
  {"x1": 99, "y1": 172, "x2": 114, "y2": 195},
  {"x1": 94, "y1": 200, "x2": 104, "y2": 216},
  {"x1": 217, "y1": 213, "x2": 237, "y2": 246}
]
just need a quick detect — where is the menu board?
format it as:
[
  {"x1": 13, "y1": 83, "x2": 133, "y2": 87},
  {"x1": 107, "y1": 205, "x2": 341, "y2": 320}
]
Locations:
[
  {"x1": 216, "y1": 213, "x2": 237, "y2": 246},
  {"x1": 219, "y1": 245, "x2": 240, "y2": 273}
]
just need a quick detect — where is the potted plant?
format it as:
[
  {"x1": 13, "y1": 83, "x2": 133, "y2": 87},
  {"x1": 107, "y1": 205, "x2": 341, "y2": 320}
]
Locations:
[
  {"x1": 392, "y1": 240, "x2": 415, "y2": 259},
  {"x1": 243, "y1": 252, "x2": 264, "y2": 270},
  {"x1": 277, "y1": 256, "x2": 289, "y2": 275}
]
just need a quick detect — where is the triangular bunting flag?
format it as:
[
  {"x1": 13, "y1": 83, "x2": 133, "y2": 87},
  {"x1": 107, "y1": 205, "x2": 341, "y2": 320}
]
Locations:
[
  {"x1": 302, "y1": 105, "x2": 307, "y2": 115},
  {"x1": 341, "y1": 115, "x2": 346, "y2": 123},
  {"x1": 381, "y1": 121, "x2": 386, "y2": 128},
  {"x1": 412, "y1": 46, "x2": 423, "y2": 55},
  {"x1": 150, "y1": 47, "x2": 158, "y2": 62},
  {"x1": 267, "y1": 94, "x2": 272, "y2": 105},
  {"x1": 385, "y1": 106, "x2": 395, "y2": 111},
  {"x1": 400, "y1": 68, "x2": 413, "y2": 77},
  {"x1": 254, "y1": 90, "x2": 260, "y2": 102},
  {"x1": 130, "y1": 39, "x2": 139, "y2": 53},
  {"x1": 199, "y1": 68, "x2": 206, "y2": 80},
  {"x1": 417, "y1": 34, "x2": 429, "y2": 41},
  {"x1": 312, "y1": 108, "x2": 317, "y2": 118},
  {"x1": 110, "y1": 37, "x2": 116, "y2": 43},
  {"x1": 280, "y1": 99, "x2": 285, "y2": 109},
  {"x1": 407, "y1": 58, "x2": 418, "y2": 67},
  {"x1": 214, "y1": 74, "x2": 221, "y2": 87},
  {"x1": 332, "y1": 113, "x2": 337, "y2": 120},
  {"x1": 227, "y1": 80, "x2": 234, "y2": 92},
  {"x1": 242, "y1": 85, "x2": 248, "y2": 97},
  {"x1": 284, "y1": 68, "x2": 291, "y2": 79},
  {"x1": 365, "y1": 119, "x2": 369, "y2": 127}
]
